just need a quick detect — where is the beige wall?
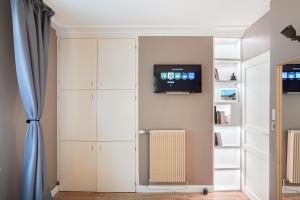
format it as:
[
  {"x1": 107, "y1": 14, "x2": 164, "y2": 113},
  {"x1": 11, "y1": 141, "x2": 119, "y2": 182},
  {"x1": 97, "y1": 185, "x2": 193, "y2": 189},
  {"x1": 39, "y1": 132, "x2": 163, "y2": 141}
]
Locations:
[
  {"x1": 270, "y1": 0, "x2": 300, "y2": 199},
  {"x1": 43, "y1": 27, "x2": 58, "y2": 189},
  {"x1": 138, "y1": 36, "x2": 213, "y2": 185},
  {"x1": 0, "y1": 0, "x2": 57, "y2": 198},
  {"x1": 242, "y1": 12, "x2": 270, "y2": 61},
  {"x1": 0, "y1": 0, "x2": 21, "y2": 199}
]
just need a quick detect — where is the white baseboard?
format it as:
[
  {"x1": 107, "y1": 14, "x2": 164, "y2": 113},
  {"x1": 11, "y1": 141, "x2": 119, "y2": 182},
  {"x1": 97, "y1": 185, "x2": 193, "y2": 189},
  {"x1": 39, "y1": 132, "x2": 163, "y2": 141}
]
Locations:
[
  {"x1": 136, "y1": 185, "x2": 213, "y2": 193},
  {"x1": 282, "y1": 186, "x2": 300, "y2": 194},
  {"x1": 51, "y1": 185, "x2": 59, "y2": 197},
  {"x1": 243, "y1": 186, "x2": 259, "y2": 200}
]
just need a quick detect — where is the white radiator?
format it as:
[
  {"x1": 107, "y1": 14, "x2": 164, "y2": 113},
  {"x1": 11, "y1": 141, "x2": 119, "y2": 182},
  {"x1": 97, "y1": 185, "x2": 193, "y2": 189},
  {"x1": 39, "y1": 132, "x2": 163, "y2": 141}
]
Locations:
[
  {"x1": 149, "y1": 130, "x2": 186, "y2": 183},
  {"x1": 287, "y1": 130, "x2": 300, "y2": 184}
]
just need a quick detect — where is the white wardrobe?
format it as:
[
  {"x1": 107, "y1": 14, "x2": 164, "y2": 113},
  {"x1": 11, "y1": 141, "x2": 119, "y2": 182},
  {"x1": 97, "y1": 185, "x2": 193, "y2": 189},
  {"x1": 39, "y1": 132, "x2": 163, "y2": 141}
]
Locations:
[{"x1": 58, "y1": 38, "x2": 137, "y2": 192}]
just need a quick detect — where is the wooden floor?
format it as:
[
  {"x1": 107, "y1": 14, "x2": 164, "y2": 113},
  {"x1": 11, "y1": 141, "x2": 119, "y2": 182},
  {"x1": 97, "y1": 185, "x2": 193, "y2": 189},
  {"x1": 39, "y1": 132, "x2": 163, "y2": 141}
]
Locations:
[
  {"x1": 54, "y1": 192, "x2": 250, "y2": 200},
  {"x1": 283, "y1": 194, "x2": 300, "y2": 200}
]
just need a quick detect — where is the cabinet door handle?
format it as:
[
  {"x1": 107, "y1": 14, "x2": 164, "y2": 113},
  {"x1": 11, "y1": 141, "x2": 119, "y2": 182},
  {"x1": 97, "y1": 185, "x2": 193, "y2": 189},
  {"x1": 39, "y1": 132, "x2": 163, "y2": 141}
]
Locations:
[
  {"x1": 91, "y1": 81, "x2": 94, "y2": 88},
  {"x1": 99, "y1": 146, "x2": 102, "y2": 151},
  {"x1": 91, "y1": 145, "x2": 94, "y2": 151}
]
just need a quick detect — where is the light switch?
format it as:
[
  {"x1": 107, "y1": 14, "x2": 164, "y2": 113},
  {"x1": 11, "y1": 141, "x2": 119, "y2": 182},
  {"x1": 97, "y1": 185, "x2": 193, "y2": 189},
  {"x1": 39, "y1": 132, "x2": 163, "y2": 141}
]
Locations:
[{"x1": 272, "y1": 109, "x2": 276, "y2": 121}]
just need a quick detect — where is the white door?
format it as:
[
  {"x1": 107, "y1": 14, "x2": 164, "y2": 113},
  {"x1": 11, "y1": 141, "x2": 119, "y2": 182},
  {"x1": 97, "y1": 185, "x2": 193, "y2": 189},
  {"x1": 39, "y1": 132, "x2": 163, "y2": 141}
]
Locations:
[
  {"x1": 58, "y1": 91, "x2": 97, "y2": 141},
  {"x1": 97, "y1": 142, "x2": 136, "y2": 192},
  {"x1": 98, "y1": 39, "x2": 136, "y2": 89},
  {"x1": 97, "y1": 90, "x2": 136, "y2": 141},
  {"x1": 58, "y1": 39, "x2": 97, "y2": 89},
  {"x1": 59, "y1": 141, "x2": 97, "y2": 191},
  {"x1": 242, "y1": 51, "x2": 270, "y2": 200}
]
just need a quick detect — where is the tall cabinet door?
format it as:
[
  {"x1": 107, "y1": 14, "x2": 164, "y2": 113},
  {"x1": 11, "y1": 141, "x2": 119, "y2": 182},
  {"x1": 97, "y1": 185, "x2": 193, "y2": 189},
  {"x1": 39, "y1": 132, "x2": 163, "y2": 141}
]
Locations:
[
  {"x1": 59, "y1": 141, "x2": 97, "y2": 191},
  {"x1": 98, "y1": 39, "x2": 136, "y2": 89},
  {"x1": 97, "y1": 142, "x2": 136, "y2": 192},
  {"x1": 58, "y1": 39, "x2": 97, "y2": 89},
  {"x1": 58, "y1": 91, "x2": 96, "y2": 141},
  {"x1": 97, "y1": 90, "x2": 136, "y2": 141}
]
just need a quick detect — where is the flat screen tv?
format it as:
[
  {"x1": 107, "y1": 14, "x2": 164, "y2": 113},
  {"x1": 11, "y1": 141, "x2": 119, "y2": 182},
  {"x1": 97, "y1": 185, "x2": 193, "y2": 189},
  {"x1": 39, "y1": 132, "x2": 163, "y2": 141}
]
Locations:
[
  {"x1": 154, "y1": 64, "x2": 202, "y2": 93},
  {"x1": 282, "y1": 64, "x2": 300, "y2": 94}
]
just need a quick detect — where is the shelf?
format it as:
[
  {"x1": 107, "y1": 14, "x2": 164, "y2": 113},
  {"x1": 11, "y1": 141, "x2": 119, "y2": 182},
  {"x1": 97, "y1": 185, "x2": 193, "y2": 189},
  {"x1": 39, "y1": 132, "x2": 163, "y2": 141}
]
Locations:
[
  {"x1": 215, "y1": 80, "x2": 239, "y2": 83},
  {"x1": 214, "y1": 165, "x2": 240, "y2": 170},
  {"x1": 214, "y1": 169, "x2": 241, "y2": 191},
  {"x1": 214, "y1": 58, "x2": 241, "y2": 62},
  {"x1": 214, "y1": 102, "x2": 239, "y2": 105},
  {"x1": 214, "y1": 124, "x2": 232, "y2": 127},
  {"x1": 214, "y1": 148, "x2": 240, "y2": 169},
  {"x1": 214, "y1": 145, "x2": 240, "y2": 149},
  {"x1": 213, "y1": 37, "x2": 241, "y2": 192},
  {"x1": 214, "y1": 185, "x2": 241, "y2": 191}
]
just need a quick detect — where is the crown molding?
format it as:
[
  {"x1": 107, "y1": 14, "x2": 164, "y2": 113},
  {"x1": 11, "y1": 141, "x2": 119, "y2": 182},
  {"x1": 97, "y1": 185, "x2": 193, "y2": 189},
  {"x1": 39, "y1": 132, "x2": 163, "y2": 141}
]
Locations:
[
  {"x1": 50, "y1": 18, "x2": 62, "y2": 31},
  {"x1": 51, "y1": 19, "x2": 247, "y2": 38}
]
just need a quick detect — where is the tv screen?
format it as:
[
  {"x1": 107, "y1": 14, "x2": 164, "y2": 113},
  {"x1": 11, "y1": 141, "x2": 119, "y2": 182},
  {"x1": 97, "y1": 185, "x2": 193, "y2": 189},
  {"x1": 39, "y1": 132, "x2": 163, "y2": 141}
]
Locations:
[
  {"x1": 282, "y1": 64, "x2": 300, "y2": 93},
  {"x1": 154, "y1": 64, "x2": 202, "y2": 93}
]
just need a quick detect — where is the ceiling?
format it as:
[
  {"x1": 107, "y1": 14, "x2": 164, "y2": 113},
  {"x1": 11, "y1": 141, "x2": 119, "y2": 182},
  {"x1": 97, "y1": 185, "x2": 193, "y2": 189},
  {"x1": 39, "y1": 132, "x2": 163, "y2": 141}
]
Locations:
[{"x1": 45, "y1": 0, "x2": 270, "y2": 35}]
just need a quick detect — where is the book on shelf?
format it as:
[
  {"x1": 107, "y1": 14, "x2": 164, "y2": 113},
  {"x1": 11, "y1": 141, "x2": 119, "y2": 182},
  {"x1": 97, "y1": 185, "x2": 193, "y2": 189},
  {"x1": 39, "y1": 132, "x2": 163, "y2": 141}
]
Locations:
[
  {"x1": 214, "y1": 68, "x2": 219, "y2": 81},
  {"x1": 215, "y1": 132, "x2": 222, "y2": 147},
  {"x1": 214, "y1": 106, "x2": 231, "y2": 125}
]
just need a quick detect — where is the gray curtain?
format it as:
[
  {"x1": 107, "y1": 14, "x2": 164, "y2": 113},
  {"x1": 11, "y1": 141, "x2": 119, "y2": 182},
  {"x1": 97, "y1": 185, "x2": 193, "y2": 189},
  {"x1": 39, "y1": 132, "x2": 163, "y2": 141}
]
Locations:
[{"x1": 10, "y1": 0, "x2": 54, "y2": 199}]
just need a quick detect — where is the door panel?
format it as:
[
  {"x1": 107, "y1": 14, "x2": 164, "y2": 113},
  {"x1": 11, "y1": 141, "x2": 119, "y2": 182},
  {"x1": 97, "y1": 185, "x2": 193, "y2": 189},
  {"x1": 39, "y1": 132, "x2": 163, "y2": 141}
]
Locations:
[
  {"x1": 58, "y1": 39, "x2": 97, "y2": 89},
  {"x1": 58, "y1": 91, "x2": 97, "y2": 141},
  {"x1": 59, "y1": 141, "x2": 97, "y2": 191},
  {"x1": 244, "y1": 59, "x2": 270, "y2": 130},
  {"x1": 245, "y1": 129, "x2": 269, "y2": 154},
  {"x1": 98, "y1": 39, "x2": 136, "y2": 89},
  {"x1": 242, "y1": 51, "x2": 270, "y2": 200},
  {"x1": 97, "y1": 142, "x2": 136, "y2": 192},
  {"x1": 97, "y1": 90, "x2": 135, "y2": 141},
  {"x1": 245, "y1": 149, "x2": 269, "y2": 200}
]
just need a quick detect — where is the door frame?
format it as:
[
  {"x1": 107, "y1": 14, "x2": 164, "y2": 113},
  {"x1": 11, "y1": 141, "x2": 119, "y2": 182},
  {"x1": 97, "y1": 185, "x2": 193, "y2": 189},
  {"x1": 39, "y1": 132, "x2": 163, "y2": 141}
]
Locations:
[
  {"x1": 275, "y1": 65, "x2": 282, "y2": 200},
  {"x1": 275, "y1": 56, "x2": 300, "y2": 200}
]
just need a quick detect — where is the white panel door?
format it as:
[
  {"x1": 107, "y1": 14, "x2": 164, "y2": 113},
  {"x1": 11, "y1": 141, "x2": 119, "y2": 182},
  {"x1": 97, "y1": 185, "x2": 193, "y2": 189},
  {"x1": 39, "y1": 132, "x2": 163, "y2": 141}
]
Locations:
[
  {"x1": 97, "y1": 90, "x2": 135, "y2": 141},
  {"x1": 242, "y1": 51, "x2": 270, "y2": 200},
  {"x1": 59, "y1": 141, "x2": 97, "y2": 191},
  {"x1": 97, "y1": 142, "x2": 135, "y2": 192},
  {"x1": 98, "y1": 39, "x2": 136, "y2": 89},
  {"x1": 58, "y1": 91, "x2": 97, "y2": 141},
  {"x1": 58, "y1": 39, "x2": 97, "y2": 89}
]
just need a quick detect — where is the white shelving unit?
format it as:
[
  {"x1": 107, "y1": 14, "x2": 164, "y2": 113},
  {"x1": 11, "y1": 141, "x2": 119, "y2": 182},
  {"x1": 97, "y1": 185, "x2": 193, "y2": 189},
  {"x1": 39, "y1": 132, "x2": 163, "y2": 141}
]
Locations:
[{"x1": 213, "y1": 38, "x2": 242, "y2": 191}]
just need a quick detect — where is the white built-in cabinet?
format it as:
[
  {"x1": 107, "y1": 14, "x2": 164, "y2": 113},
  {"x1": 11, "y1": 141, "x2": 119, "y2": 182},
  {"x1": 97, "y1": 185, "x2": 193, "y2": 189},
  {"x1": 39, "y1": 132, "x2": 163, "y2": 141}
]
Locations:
[
  {"x1": 58, "y1": 38, "x2": 137, "y2": 192},
  {"x1": 98, "y1": 39, "x2": 136, "y2": 89},
  {"x1": 97, "y1": 90, "x2": 136, "y2": 141},
  {"x1": 58, "y1": 90, "x2": 97, "y2": 141},
  {"x1": 97, "y1": 142, "x2": 136, "y2": 192},
  {"x1": 58, "y1": 39, "x2": 97, "y2": 90},
  {"x1": 59, "y1": 141, "x2": 97, "y2": 191}
]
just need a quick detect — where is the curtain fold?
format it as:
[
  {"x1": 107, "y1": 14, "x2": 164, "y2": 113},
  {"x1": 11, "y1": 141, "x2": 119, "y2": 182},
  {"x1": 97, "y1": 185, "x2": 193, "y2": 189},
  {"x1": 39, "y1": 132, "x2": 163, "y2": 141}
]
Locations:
[{"x1": 10, "y1": 0, "x2": 54, "y2": 199}]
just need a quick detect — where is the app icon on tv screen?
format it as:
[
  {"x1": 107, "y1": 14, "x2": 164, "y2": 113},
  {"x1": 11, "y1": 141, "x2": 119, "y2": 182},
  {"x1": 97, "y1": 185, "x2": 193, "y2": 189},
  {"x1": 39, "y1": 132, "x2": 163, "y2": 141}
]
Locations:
[
  {"x1": 182, "y1": 72, "x2": 188, "y2": 80},
  {"x1": 161, "y1": 72, "x2": 167, "y2": 80},
  {"x1": 174, "y1": 72, "x2": 181, "y2": 80},
  {"x1": 188, "y1": 72, "x2": 195, "y2": 80},
  {"x1": 282, "y1": 72, "x2": 287, "y2": 79},
  {"x1": 167, "y1": 72, "x2": 174, "y2": 80},
  {"x1": 288, "y1": 72, "x2": 295, "y2": 79}
]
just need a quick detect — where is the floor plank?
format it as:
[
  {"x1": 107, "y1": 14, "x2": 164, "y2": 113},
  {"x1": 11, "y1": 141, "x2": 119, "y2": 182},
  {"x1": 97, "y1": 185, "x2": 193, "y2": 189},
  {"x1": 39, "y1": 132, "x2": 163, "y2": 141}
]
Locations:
[
  {"x1": 283, "y1": 194, "x2": 300, "y2": 200},
  {"x1": 54, "y1": 191, "x2": 250, "y2": 200}
]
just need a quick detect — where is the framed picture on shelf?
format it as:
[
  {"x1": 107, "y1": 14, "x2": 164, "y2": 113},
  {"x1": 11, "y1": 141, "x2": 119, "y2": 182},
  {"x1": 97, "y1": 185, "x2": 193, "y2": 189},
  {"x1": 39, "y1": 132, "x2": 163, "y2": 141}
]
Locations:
[{"x1": 217, "y1": 88, "x2": 238, "y2": 103}]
